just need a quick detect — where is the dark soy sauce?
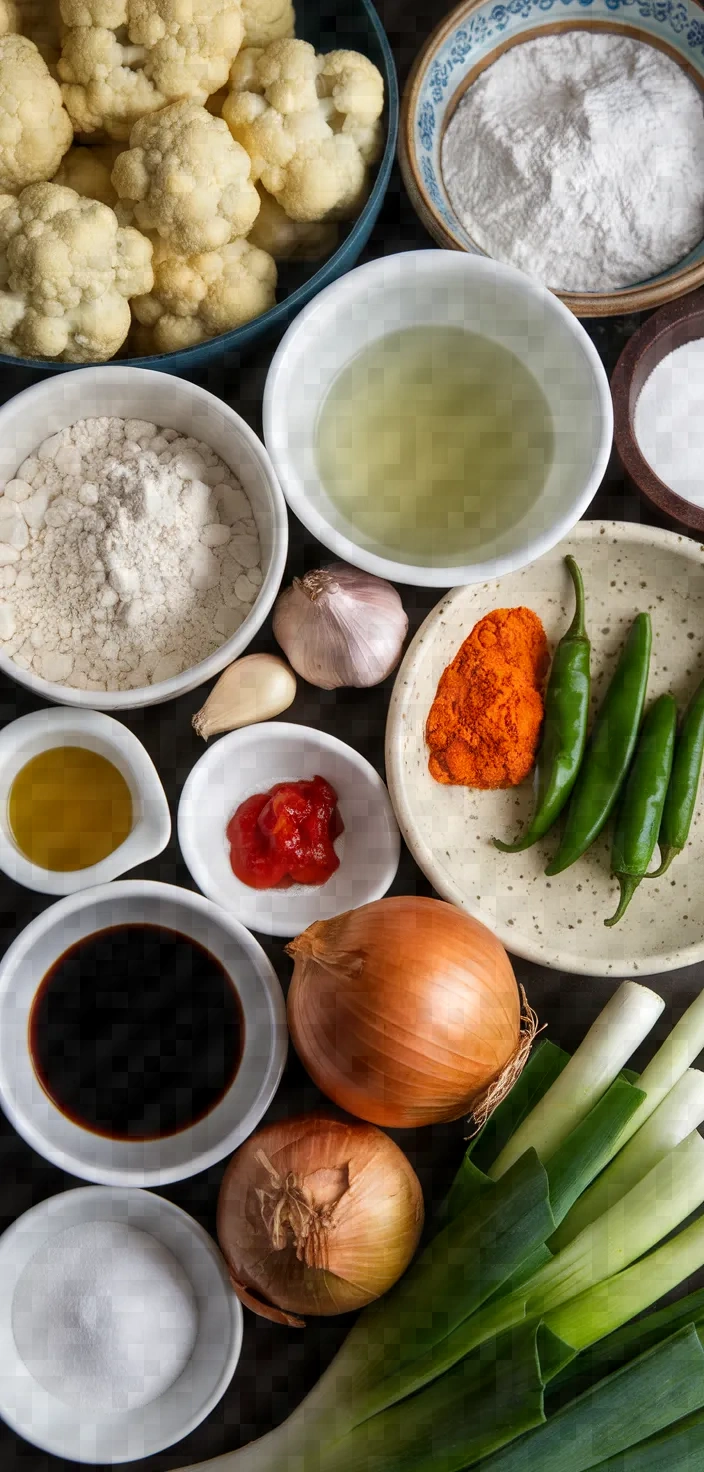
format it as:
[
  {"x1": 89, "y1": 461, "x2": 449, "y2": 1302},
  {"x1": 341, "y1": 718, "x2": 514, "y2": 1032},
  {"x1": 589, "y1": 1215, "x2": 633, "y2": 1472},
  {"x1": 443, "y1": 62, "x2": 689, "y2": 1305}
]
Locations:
[{"x1": 29, "y1": 924, "x2": 245, "y2": 1140}]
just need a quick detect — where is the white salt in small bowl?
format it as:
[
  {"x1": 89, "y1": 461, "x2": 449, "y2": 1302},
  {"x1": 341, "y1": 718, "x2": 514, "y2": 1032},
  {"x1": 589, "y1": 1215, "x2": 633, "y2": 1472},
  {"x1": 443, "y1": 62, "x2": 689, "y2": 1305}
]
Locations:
[
  {"x1": 0, "y1": 707, "x2": 170, "y2": 895},
  {"x1": 0, "y1": 367, "x2": 288, "y2": 711},
  {"x1": 178, "y1": 722, "x2": 401, "y2": 938},
  {"x1": 0, "y1": 881, "x2": 288, "y2": 1186},
  {"x1": 0, "y1": 1186, "x2": 242, "y2": 1464}
]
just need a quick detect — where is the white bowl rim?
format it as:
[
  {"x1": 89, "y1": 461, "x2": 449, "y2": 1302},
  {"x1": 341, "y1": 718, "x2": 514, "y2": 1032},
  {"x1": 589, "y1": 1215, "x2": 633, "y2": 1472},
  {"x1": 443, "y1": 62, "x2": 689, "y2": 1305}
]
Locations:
[
  {"x1": 0, "y1": 880, "x2": 288, "y2": 1185},
  {"x1": 0, "y1": 1185, "x2": 243, "y2": 1464},
  {"x1": 177, "y1": 720, "x2": 402, "y2": 937},
  {"x1": 263, "y1": 249, "x2": 614, "y2": 587},
  {"x1": 0, "y1": 368, "x2": 289, "y2": 709},
  {"x1": 0, "y1": 707, "x2": 171, "y2": 895}
]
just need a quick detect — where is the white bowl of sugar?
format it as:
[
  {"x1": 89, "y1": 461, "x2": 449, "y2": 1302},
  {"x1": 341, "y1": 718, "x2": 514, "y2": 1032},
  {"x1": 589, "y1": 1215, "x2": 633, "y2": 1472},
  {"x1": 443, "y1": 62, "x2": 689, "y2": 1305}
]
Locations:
[
  {"x1": 0, "y1": 1186, "x2": 242, "y2": 1463},
  {"x1": 0, "y1": 367, "x2": 288, "y2": 710}
]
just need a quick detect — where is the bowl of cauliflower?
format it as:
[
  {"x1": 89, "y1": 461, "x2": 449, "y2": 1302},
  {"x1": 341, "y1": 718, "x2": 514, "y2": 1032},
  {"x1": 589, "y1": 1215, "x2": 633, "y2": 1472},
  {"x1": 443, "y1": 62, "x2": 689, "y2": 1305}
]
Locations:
[{"x1": 0, "y1": 0, "x2": 397, "y2": 373}]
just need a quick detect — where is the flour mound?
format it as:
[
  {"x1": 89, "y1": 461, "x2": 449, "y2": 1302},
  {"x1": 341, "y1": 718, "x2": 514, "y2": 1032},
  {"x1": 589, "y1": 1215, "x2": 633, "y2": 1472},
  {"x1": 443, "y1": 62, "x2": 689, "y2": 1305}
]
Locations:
[
  {"x1": 441, "y1": 31, "x2": 704, "y2": 293},
  {"x1": 0, "y1": 417, "x2": 263, "y2": 691}
]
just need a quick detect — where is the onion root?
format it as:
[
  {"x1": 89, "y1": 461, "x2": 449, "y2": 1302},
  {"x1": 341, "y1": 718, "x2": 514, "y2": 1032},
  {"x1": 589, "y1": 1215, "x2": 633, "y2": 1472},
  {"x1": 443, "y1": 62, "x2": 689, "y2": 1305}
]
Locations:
[{"x1": 467, "y1": 986, "x2": 543, "y2": 1136}]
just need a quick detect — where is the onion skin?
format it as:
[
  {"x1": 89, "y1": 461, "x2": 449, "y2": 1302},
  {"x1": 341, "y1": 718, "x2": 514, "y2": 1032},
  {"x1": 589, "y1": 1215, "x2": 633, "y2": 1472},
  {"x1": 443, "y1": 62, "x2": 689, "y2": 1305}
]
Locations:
[
  {"x1": 217, "y1": 1112, "x2": 424, "y2": 1324},
  {"x1": 287, "y1": 897, "x2": 522, "y2": 1129}
]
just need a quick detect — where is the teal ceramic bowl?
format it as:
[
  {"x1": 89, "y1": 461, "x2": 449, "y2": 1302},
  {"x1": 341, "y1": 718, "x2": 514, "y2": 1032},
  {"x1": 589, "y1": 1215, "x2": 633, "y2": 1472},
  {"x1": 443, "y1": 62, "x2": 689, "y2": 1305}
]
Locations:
[
  {"x1": 0, "y1": 0, "x2": 398, "y2": 381},
  {"x1": 399, "y1": 0, "x2": 704, "y2": 317}
]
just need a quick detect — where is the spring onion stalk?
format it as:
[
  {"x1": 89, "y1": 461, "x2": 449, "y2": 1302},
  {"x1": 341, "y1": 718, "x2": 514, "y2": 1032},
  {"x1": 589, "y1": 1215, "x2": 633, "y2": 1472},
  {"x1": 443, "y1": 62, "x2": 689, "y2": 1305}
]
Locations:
[
  {"x1": 489, "y1": 983, "x2": 664, "y2": 1179},
  {"x1": 611, "y1": 987, "x2": 704, "y2": 1150},
  {"x1": 552, "y1": 1068, "x2": 704, "y2": 1249},
  {"x1": 545, "y1": 1211, "x2": 704, "y2": 1353}
]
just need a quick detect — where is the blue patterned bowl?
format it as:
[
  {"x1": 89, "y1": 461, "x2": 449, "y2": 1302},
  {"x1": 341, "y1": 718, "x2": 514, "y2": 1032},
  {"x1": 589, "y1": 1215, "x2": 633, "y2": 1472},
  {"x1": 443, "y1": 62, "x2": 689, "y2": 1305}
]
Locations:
[{"x1": 400, "y1": 0, "x2": 704, "y2": 315}]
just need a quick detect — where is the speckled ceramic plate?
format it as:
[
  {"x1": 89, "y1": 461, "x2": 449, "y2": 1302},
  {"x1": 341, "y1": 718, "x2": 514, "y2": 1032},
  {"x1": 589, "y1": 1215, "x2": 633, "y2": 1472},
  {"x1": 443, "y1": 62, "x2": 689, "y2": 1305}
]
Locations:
[{"x1": 386, "y1": 521, "x2": 704, "y2": 976}]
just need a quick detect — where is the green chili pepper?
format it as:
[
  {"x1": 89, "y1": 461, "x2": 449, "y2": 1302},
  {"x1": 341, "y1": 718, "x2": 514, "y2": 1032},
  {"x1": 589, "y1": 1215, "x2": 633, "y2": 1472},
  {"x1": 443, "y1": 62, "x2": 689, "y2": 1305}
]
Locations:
[
  {"x1": 648, "y1": 675, "x2": 704, "y2": 878},
  {"x1": 605, "y1": 693, "x2": 677, "y2": 926},
  {"x1": 494, "y1": 556, "x2": 590, "y2": 853},
  {"x1": 545, "y1": 612, "x2": 652, "y2": 877}
]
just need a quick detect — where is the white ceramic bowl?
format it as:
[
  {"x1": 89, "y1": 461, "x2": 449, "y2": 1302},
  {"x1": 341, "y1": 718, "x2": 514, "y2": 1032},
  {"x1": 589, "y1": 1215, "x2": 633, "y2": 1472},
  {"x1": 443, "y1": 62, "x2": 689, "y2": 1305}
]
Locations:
[
  {"x1": 0, "y1": 707, "x2": 170, "y2": 895},
  {"x1": 178, "y1": 722, "x2": 401, "y2": 938},
  {"x1": 0, "y1": 881, "x2": 287, "y2": 1185},
  {"x1": 0, "y1": 1186, "x2": 242, "y2": 1464},
  {"x1": 0, "y1": 367, "x2": 288, "y2": 710},
  {"x1": 263, "y1": 250, "x2": 613, "y2": 587}
]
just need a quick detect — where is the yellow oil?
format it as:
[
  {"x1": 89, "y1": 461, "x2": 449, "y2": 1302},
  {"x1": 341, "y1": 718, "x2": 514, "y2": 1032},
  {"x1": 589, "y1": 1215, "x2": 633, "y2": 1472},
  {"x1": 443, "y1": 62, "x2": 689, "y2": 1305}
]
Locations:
[
  {"x1": 315, "y1": 325, "x2": 554, "y2": 564},
  {"x1": 9, "y1": 746, "x2": 133, "y2": 871}
]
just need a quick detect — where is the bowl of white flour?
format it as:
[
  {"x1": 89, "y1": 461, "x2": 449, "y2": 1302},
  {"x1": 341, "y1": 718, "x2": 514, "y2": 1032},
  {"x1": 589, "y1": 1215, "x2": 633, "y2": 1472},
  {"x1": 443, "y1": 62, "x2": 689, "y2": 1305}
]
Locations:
[
  {"x1": 400, "y1": 0, "x2": 704, "y2": 316},
  {"x1": 0, "y1": 368, "x2": 288, "y2": 710}
]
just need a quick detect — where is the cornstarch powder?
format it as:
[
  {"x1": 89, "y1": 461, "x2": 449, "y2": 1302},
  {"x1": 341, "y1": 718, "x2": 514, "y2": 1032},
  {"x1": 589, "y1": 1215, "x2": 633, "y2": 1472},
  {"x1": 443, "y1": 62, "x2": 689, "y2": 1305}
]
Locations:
[
  {"x1": 11, "y1": 1220, "x2": 197, "y2": 1412},
  {"x1": 634, "y1": 340, "x2": 704, "y2": 506},
  {"x1": 441, "y1": 31, "x2": 704, "y2": 293},
  {"x1": 0, "y1": 417, "x2": 263, "y2": 690}
]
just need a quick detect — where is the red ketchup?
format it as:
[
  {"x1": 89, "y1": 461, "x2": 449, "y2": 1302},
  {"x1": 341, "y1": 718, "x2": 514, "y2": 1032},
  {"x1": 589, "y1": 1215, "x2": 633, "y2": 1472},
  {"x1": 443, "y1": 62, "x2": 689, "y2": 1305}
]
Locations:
[{"x1": 227, "y1": 775, "x2": 344, "y2": 890}]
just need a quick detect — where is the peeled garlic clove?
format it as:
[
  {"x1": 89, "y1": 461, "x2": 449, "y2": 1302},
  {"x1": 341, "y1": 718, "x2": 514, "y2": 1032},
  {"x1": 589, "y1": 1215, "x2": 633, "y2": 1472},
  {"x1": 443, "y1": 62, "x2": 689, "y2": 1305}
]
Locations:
[{"x1": 192, "y1": 653, "x2": 296, "y2": 740}]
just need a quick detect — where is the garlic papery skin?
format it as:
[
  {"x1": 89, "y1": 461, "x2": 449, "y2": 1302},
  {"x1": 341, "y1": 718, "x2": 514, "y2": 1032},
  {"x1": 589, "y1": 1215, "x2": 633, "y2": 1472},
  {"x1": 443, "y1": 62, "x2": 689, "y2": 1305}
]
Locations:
[
  {"x1": 192, "y1": 654, "x2": 296, "y2": 740},
  {"x1": 272, "y1": 563, "x2": 408, "y2": 690}
]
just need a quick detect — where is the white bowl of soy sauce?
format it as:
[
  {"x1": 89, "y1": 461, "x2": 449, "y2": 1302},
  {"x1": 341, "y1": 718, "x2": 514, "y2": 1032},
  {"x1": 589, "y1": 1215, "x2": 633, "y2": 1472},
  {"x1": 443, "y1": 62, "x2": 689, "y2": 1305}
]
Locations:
[{"x1": 0, "y1": 881, "x2": 288, "y2": 1186}]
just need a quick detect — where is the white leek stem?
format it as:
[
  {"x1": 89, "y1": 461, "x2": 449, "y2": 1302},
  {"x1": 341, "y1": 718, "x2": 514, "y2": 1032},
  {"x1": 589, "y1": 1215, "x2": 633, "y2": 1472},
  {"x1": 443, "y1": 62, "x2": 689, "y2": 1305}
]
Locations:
[
  {"x1": 546, "y1": 1209, "x2": 704, "y2": 1352},
  {"x1": 608, "y1": 987, "x2": 704, "y2": 1151},
  {"x1": 523, "y1": 1131, "x2": 704, "y2": 1318},
  {"x1": 552, "y1": 1069, "x2": 704, "y2": 1249},
  {"x1": 489, "y1": 982, "x2": 665, "y2": 1179}
]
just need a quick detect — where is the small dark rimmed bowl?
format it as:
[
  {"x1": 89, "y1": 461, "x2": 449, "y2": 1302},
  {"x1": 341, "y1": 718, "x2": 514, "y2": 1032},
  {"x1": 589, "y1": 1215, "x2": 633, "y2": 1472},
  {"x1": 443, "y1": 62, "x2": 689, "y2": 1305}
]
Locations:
[{"x1": 611, "y1": 290, "x2": 704, "y2": 537}]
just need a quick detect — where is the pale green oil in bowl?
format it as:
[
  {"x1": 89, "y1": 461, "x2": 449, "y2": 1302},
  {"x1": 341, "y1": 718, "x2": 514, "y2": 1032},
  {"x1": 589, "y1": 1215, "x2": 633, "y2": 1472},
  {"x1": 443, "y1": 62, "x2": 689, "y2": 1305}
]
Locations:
[{"x1": 315, "y1": 326, "x2": 554, "y2": 565}]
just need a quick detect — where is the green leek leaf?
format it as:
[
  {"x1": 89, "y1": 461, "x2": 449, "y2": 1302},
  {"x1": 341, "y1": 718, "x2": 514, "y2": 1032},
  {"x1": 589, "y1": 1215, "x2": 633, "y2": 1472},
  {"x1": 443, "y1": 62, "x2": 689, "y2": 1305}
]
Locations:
[
  {"x1": 472, "y1": 1326, "x2": 704, "y2": 1472},
  {"x1": 343, "y1": 1149, "x2": 554, "y2": 1423},
  {"x1": 594, "y1": 1406, "x2": 704, "y2": 1471},
  {"x1": 319, "y1": 1323, "x2": 571, "y2": 1472},
  {"x1": 549, "y1": 1284, "x2": 704, "y2": 1404},
  {"x1": 545, "y1": 1076, "x2": 646, "y2": 1226}
]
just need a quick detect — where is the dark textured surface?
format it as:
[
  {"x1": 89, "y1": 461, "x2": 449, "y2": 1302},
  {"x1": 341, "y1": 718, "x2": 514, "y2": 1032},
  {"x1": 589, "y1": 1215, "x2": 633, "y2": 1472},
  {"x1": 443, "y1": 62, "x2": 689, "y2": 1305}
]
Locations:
[{"x1": 0, "y1": 3, "x2": 699, "y2": 1468}]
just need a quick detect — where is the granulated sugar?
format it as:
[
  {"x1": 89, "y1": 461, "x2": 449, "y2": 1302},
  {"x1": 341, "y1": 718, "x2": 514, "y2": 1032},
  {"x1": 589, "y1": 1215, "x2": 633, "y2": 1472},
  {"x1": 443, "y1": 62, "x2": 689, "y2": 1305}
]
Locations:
[{"x1": 0, "y1": 417, "x2": 263, "y2": 690}]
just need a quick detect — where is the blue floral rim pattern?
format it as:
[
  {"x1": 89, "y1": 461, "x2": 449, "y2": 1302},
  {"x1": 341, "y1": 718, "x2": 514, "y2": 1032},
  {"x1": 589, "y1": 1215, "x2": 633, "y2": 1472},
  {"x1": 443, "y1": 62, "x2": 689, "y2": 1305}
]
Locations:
[{"x1": 411, "y1": 0, "x2": 704, "y2": 292}]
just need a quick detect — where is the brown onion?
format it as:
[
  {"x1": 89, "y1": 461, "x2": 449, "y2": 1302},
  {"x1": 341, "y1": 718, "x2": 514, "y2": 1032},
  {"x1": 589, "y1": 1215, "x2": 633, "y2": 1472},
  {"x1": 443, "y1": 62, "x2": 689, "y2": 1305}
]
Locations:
[
  {"x1": 287, "y1": 896, "x2": 533, "y2": 1129},
  {"x1": 217, "y1": 1112, "x2": 424, "y2": 1327}
]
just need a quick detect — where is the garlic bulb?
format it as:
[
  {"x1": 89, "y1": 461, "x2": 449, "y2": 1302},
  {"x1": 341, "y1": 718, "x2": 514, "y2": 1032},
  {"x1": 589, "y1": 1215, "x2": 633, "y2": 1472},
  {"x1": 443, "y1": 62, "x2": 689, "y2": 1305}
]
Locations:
[
  {"x1": 272, "y1": 563, "x2": 408, "y2": 690},
  {"x1": 192, "y1": 653, "x2": 296, "y2": 740}
]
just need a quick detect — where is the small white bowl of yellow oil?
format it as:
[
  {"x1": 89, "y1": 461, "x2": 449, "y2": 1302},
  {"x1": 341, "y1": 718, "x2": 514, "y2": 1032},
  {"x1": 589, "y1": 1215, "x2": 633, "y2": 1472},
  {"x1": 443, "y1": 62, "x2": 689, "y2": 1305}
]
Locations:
[
  {"x1": 263, "y1": 250, "x2": 613, "y2": 588},
  {"x1": 0, "y1": 708, "x2": 171, "y2": 895}
]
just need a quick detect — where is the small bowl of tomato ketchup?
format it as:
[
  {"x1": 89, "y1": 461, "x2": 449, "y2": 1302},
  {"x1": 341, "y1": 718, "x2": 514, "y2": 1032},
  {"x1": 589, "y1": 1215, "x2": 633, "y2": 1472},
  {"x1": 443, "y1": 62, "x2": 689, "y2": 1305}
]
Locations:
[{"x1": 178, "y1": 723, "x2": 401, "y2": 938}]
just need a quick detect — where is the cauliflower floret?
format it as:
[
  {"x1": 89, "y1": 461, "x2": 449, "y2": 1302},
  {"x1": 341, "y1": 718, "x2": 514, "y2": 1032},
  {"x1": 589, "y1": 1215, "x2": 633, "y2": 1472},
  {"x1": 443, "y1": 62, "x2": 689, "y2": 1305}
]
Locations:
[
  {"x1": 58, "y1": 0, "x2": 245, "y2": 141},
  {"x1": 53, "y1": 143, "x2": 123, "y2": 205},
  {"x1": 241, "y1": 0, "x2": 293, "y2": 48},
  {"x1": 0, "y1": 181, "x2": 153, "y2": 360},
  {"x1": 131, "y1": 233, "x2": 275, "y2": 351},
  {"x1": 222, "y1": 38, "x2": 383, "y2": 222},
  {"x1": 111, "y1": 100, "x2": 260, "y2": 253},
  {"x1": 248, "y1": 184, "x2": 336, "y2": 259},
  {"x1": 317, "y1": 49, "x2": 384, "y2": 165},
  {"x1": 0, "y1": 35, "x2": 73, "y2": 195}
]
